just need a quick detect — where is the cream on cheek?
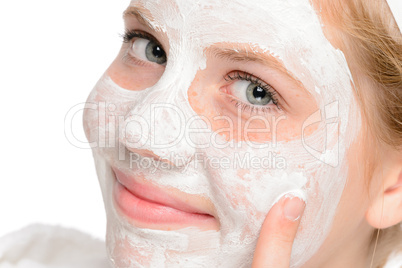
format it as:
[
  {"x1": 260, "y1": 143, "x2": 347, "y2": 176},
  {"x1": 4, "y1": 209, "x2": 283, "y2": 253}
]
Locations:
[{"x1": 83, "y1": 0, "x2": 361, "y2": 267}]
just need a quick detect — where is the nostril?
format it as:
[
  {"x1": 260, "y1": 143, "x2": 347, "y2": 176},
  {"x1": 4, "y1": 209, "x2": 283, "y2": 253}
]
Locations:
[
  {"x1": 124, "y1": 145, "x2": 195, "y2": 169},
  {"x1": 127, "y1": 148, "x2": 162, "y2": 161},
  {"x1": 126, "y1": 147, "x2": 177, "y2": 166}
]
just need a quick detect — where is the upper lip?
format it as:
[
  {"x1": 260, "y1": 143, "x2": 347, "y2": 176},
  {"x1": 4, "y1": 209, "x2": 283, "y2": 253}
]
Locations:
[{"x1": 112, "y1": 167, "x2": 217, "y2": 217}]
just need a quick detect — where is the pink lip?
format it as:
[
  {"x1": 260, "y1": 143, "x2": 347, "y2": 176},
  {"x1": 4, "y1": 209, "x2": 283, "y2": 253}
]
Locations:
[{"x1": 112, "y1": 167, "x2": 218, "y2": 230}]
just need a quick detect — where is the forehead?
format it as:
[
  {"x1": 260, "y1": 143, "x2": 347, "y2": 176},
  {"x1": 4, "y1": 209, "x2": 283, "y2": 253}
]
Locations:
[
  {"x1": 130, "y1": 0, "x2": 321, "y2": 49},
  {"x1": 129, "y1": 0, "x2": 353, "y2": 106}
]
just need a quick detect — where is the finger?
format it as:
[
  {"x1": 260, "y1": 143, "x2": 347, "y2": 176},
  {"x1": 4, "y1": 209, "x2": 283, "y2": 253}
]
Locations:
[{"x1": 252, "y1": 192, "x2": 306, "y2": 268}]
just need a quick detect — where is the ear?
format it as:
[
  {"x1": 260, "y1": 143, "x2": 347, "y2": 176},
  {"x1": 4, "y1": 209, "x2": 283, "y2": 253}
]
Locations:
[{"x1": 365, "y1": 152, "x2": 402, "y2": 229}]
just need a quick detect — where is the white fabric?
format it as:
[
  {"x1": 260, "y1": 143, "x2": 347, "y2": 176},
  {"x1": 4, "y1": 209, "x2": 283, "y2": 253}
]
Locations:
[
  {"x1": 0, "y1": 225, "x2": 110, "y2": 268},
  {"x1": 0, "y1": 224, "x2": 401, "y2": 267},
  {"x1": 384, "y1": 251, "x2": 402, "y2": 268}
]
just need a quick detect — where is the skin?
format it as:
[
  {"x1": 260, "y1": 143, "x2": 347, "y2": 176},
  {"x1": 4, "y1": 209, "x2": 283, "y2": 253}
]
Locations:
[
  {"x1": 252, "y1": 196, "x2": 305, "y2": 267},
  {"x1": 84, "y1": 1, "x2": 402, "y2": 267},
  {"x1": 253, "y1": 13, "x2": 402, "y2": 268},
  {"x1": 254, "y1": 144, "x2": 402, "y2": 268}
]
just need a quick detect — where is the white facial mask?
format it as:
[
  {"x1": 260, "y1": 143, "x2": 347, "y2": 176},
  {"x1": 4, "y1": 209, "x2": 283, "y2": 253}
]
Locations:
[{"x1": 83, "y1": 0, "x2": 360, "y2": 267}]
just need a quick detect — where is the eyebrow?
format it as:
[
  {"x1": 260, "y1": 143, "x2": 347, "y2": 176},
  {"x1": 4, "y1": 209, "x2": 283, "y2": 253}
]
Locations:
[
  {"x1": 123, "y1": 6, "x2": 156, "y2": 30},
  {"x1": 207, "y1": 46, "x2": 295, "y2": 81},
  {"x1": 210, "y1": 46, "x2": 310, "y2": 99},
  {"x1": 124, "y1": 7, "x2": 287, "y2": 74},
  {"x1": 123, "y1": 7, "x2": 304, "y2": 92}
]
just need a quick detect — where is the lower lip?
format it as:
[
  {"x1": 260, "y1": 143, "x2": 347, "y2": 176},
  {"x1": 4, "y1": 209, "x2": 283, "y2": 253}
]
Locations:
[{"x1": 113, "y1": 176, "x2": 217, "y2": 231}]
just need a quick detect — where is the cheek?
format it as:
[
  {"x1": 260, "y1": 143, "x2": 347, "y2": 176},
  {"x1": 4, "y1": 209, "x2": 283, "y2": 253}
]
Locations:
[
  {"x1": 222, "y1": 169, "x2": 253, "y2": 208},
  {"x1": 338, "y1": 133, "x2": 371, "y2": 221},
  {"x1": 310, "y1": 134, "x2": 372, "y2": 258},
  {"x1": 82, "y1": 95, "x2": 117, "y2": 145},
  {"x1": 188, "y1": 83, "x2": 317, "y2": 144},
  {"x1": 107, "y1": 49, "x2": 165, "y2": 91},
  {"x1": 83, "y1": 103, "x2": 100, "y2": 145}
]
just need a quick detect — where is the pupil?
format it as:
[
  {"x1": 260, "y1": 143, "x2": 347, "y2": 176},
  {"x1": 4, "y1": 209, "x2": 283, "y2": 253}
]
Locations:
[
  {"x1": 152, "y1": 45, "x2": 165, "y2": 58},
  {"x1": 253, "y1": 86, "x2": 266, "y2": 99}
]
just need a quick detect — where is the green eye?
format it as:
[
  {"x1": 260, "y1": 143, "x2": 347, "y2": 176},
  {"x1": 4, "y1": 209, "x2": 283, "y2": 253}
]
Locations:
[
  {"x1": 131, "y1": 38, "x2": 167, "y2": 65},
  {"x1": 224, "y1": 71, "x2": 280, "y2": 114},
  {"x1": 246, "y1": 83, "x2": 272, "y2": 105},
  {"x1": 144, "y1": 40, "x2": 167, "y2": 64},
  {"x1": 231, "y1": 80, "x2": 273, "y2": 106}
]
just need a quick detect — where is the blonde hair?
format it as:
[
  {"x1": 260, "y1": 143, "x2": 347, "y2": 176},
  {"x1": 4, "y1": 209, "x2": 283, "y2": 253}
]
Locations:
[{"x1": 312, "y1": 0, "x2": 402, "y2": 266}]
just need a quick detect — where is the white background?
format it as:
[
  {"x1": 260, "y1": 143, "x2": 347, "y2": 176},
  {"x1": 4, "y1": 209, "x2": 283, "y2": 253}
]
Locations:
[{"x1": 0, "y1": 0, "x2": 129, "y2": 239}]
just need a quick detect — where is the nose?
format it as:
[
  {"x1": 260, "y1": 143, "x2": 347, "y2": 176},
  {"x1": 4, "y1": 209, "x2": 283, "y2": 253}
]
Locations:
[{"x1": 120, "y1": 82, "x2": 197, "y2": 168}]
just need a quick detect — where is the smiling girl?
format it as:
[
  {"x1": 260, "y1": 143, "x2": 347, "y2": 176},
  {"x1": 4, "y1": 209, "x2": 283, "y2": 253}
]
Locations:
[
  {"x1": 1, "y1": 0, "x2": 400, "y2": 267},
  {"x1": 80, "y1": 0, "x2": 402, "y2": 267}
]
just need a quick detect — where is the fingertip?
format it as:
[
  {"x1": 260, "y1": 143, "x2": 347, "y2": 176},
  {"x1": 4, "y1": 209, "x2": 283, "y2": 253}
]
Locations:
[
  {"x1": 282, "y1": 192, "x2": 306, "y2": 222},
  {"x1": 252, "y1": 191, "x2": 306, "y2": 268}
]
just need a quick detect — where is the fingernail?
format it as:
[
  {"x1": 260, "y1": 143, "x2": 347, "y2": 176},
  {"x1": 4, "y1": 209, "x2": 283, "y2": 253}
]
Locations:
[{"x1": 283, "y1": 193, "x2": 306, "y2": 221}]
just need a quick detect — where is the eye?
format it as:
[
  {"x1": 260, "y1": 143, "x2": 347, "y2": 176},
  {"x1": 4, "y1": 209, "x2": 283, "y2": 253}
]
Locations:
[
  {"x1": 131, "y1": 38, "x2": 167, "y2": 65},
  {"x1": 123, "y1": 30, "x2": 167, "y2": 65},
  {"x1": 232, "y1": 80, "x2": 273, "y2": 106},
  {"x1": 224, "y1": 72, "x2": 278, "y2": 106}
]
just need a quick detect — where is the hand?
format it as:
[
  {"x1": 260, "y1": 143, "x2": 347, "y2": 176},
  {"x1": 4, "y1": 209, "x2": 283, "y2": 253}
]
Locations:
[{"x1": 252, "y1": 193, "x2": 306, "y2": 268}]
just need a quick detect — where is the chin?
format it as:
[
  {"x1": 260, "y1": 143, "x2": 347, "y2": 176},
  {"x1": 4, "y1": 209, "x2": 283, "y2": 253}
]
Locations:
[{"x1": 92, "y1": 153, "x2": 252, "y2": 267}]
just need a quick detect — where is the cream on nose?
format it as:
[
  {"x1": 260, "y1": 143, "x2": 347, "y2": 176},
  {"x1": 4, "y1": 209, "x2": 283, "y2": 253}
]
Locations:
[
  {"x1": 118, "y1": 56, "x2": 205, "y2": 167},
  {"x1": 120, "y1": 93, "x2": 197, "y2": 168}
]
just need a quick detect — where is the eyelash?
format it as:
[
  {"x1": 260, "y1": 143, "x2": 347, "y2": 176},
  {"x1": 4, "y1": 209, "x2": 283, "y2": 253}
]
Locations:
[
  {"x1": 121, "y1": 30, "x2": 281, "y2": 115},
  {"x1": 224, "y1": 71, "x2": 281, "y2": 114},
  {"x1": 121, "y1": 29, "x2": 165, "y2": 67},
  {"x1": 122, "y1": 29, "x2": 156, "y2": 44}
]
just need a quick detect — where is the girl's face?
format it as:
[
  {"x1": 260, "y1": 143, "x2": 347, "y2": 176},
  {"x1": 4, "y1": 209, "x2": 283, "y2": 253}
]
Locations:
[{"x1": 83, "y1": 0, "x2": 365, "y2": 267}]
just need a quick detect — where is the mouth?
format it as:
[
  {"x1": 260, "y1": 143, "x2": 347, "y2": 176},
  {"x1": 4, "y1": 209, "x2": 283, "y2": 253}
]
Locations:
[{"x1": 112, "y1": 167, "x2": 219, "y2": 231}]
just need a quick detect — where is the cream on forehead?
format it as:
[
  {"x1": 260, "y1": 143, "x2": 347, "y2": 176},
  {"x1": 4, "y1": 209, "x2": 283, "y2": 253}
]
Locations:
[
  {"x1": 84, "y1": 0, "x2": 362, "y2": 267},
  {"x1": 126, "y1": 0, "x2": 358, "y2": 147},
  {"x1": 129, "y1": 0, "x2": 358, "y2": 152},
  {"x1": 133, "y1": 0, "x2": 354, "y2": 111}
]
